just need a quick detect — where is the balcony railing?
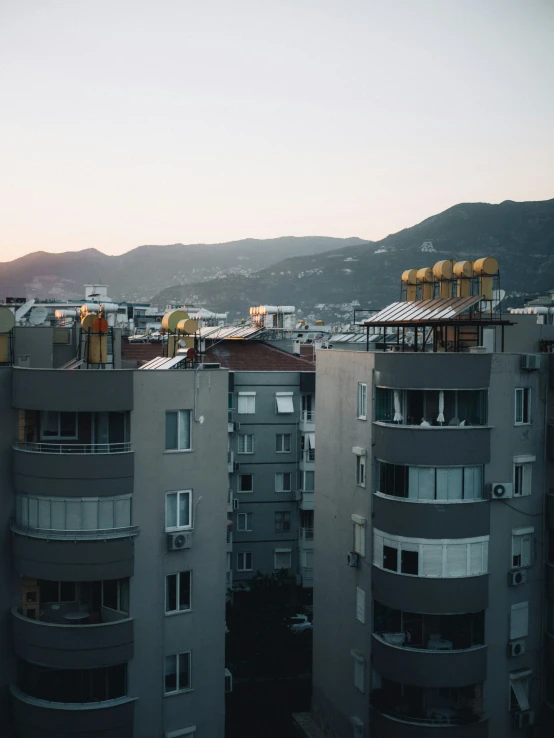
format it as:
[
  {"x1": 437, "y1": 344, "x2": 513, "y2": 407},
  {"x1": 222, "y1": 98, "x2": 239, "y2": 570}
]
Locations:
[
  {"x1": 300, "y1": 527, "x2": 314, "y2": 541},
  {"x1": 300, "y1": 450, "x2": 315, "y2": 463},
  {"x1": 300, "y1": 410, "x2": 315, "y2": 422},
  {"x1": 11, "y1": 521, "x2": 139, "y2": 541},
  {"x1": 17, "y1": 441, "x2": 132, "y2": 454}
]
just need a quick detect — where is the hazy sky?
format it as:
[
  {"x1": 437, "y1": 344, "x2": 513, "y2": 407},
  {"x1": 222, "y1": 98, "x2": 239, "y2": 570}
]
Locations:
[{"x1": 1, "y1": 0, "x2": 553, "y2": 259}]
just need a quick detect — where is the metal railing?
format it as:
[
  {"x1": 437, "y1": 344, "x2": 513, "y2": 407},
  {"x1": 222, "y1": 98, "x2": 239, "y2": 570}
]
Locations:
[
  {"x1": 300, "y1": 410, "x2": 315, "y2": 422},
  {"x1": 11, "y1": 521, "x2": 139, "y2": 541},
  {"x1": 300, "y1": 527, "x2": 314, "y2": 541},
  {"x1": 301, "y1": 450, "x2": 315, "y2": 463},
  {"x1": 17, "y1": 441, "x2": 132, "y2": 454}
]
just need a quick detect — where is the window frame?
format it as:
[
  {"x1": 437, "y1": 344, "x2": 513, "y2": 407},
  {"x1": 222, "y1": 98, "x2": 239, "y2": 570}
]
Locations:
[
  {"x1": 275, "y1": 511, "x2": 291, "y2": 533},
  {"x1": 275, "y1": 472, "x2": 292, "y2": 493},
  {"x1": 352, "y1": 515, "x2": 366, "y2": 557},
  {"x1": 356, "y1": 455, "x2": 366, "y2": 488},
  {"x1": 274, "y1": 548, "x2": 292, "y2": 570},
  {"x1": 356, "y1": 587, "x2": 365, "y2": 624},
  {"x1": 165, "y1": 490, "x2": 193, "y2": 532},
  {"x1": 102, "y1": 579, "x2": 130, "y2": 614},
  {"x1": 165, "y1": 571, "x2": 192, "y2": 615},
  {"x1": 237, "y1": 392, "x2": 256, "y2": 415},
  {"x1": 351, "y1": 650, "x2": 365, "y2": 693},
  {"x1": 514, "y1": 388, "x2": 531, "y2": 426},
  {"x1": 357, "y1": 383, "x2": 368, "y2": 420},
  {"x1": 164, "y1": 651, "x2": 192, "y2": 695},
  {"x1": 511, "y1": 528, "x2": 533, "y2": 569},
  {"x1": 276, "y1": 433, "x2": 292, "y2": 453},
  {"x1": 40, "y1": 411, "x2": 78, "y2": 441},
  {"x1": 165, "y1": 410, "x2": 192, "y2": 452},
  {"x1": 237, "y1": 551, "x2": 253, "y2": 571},
  {"x1": 236, "y1": 512, "x2": 253, "y2": 532},
  {"x1": 376, "y1": 460, "x2": 484, "y2": 503},
  {"x1": 275, "y1": 392, "x2": 294, "y2": 414},
  {"x1": 513, "y1": 455, "x2": 534, "y2": 497},
  {"x1": 238, "y1": 474, "x2": 254, "y2": 494},
  {"x1": 237, "y1": 434, "x2": 254, "y2": 454}
]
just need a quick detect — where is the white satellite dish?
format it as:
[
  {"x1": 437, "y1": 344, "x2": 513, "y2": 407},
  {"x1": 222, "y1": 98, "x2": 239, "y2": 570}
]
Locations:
[
  {"x1": 29, "y1": 306, "x2": 49, "y2": 325},
  {"x1": 479, "y1": 289, "x2": 505, "y2": 312}
]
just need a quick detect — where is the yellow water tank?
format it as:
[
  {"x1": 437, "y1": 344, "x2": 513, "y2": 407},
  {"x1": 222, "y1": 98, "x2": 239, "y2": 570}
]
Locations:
[
  {"x1": 417, "y1": 267, "x2": 434, "y2": 300},
  {"x1": 176, "y1": 318, "x2": 198, "y2": 335},
  {"x1": 162, "y1": 310, "x2": 189, "y2": 333},
  {"x1": 473, "y1": 257, "x2": 498, "y2": 276},
  {"x1": 454, "y1": 261, "x2": 473, "y2": 297},
  {"x1": 433, "y1": 260, "x2": 454, "y2": 280},
  {"x1": 402, "y1": 269, "x2": 418, "y2": 301}
]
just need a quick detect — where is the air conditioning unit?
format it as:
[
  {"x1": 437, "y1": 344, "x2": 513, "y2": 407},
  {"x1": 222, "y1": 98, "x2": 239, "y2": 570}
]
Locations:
[
  {"x1": 347, "y1": 551, "x2": 359, "y2": 568},
  {"x1": 233, "y1": 498, "x2": 240, "y2": 511},
  {"x1": 488, "y1": 482, "x2": 513, "y2": 500},
  {"x1": 508, "y1": 639, "x2": 526, "y2": 658},
  {"x1": 167, "y1": 532, "x2": 192, "y2": 551},
  {"x1": 508, "y1": 570, "x2": 526, "y2": 587},
  {"x1": 224, "y1": 668, "x2": 233, "y2": 693},
  {"x1": 521, "y1": 354, "x2": 540, "y2": 371},
  {"x1": 233, "y1": 462, "x2": 240, "y2": 472},
  {"x1": 513, "y1": 710, "x2": 535, "y2": 728}
]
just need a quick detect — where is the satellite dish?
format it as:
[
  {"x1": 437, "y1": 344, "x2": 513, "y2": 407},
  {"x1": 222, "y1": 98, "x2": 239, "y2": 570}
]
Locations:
[
  {"x1": 29, "y1": 306, "x2": 49, "y2": 325},
  {"x1": 0, "y1": 306, "x2": 16, "y2": 333}
]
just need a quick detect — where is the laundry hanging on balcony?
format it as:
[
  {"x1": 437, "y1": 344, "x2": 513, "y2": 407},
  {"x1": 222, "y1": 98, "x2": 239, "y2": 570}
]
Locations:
[
  {"x1": 437, "y1": 390, "x2": 445, "y2": 424},
  {"x1": 393, "y1": 390, "x2": 403, "y2": 423}
]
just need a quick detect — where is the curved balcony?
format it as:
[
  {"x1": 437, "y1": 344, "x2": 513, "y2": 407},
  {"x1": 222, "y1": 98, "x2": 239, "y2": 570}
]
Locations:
[
  {"x1": 373, "y1": 423, "x2": 490, "y2": 467},
  {"x1": 11, "y1": 685, "x2": 135, "y2": 738},
  {"x1": 13, "y1": 367, "x2": 134, "y2": 412},
  {"x1": 370, "y1": 708, "x2": 488, "y2": 738},
  {"x1": 12, "y1": 607, "x2": 134, "y2": 669},
  {"x1": 372, "y1": 634, "x2": 487, "y2": 688},
  {"x1": 13, "y1": 528, "x2": 136, "y2": 581},
  {"x1": 373, "y1": 494, "x2": 489, "y2": 540},
  {"x1": 13, "y1": 444, "x2": 134, "y2": 497},
  {"x1": 373, "y1": 566, "x2": 489, "y2": 614}
]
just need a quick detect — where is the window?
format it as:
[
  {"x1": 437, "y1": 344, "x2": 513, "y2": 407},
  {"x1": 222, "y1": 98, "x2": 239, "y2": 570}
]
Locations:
[
  {"x1": 16, "y1": 494, "x2": 132, "y2": 532},
  {"x1": 237, "y1": 552, "x2": 253, "y2": 571},
  {"x1": 514, "y1": 456, "x2": 534, "y2": 497},
  {"x1": 237, "y1": 392, "x2": 255, "y2": 415},
  {"x1": 510, "y1": 670, "x2": 531, "y2": 711},
  {"x1": 275, "y1": 472, "x2": 292, "y2": 493},
  {"x1": 510, "y1": 602, "x2": 529, "y2": 640},
  {"x1": 515, "y1": 388, "x2": 531, "y2": 425},
  {"x1": 357, "y1": 383, "x2": 367, "y2": 419},
  {"x1": 351, "y1": 650, "x2": 364, "y2": 693},
  {"x1": 512, "y1": 528, "x2": 533, "y2": 569},
  {"x1": 40, "y1": 411, "x2": 78, "y2": 440},
  {"x1": 165, "y1": 411, "x2": 191, "y2": 451},
  {"x1": 274, "y1": 548, "x2": 292, "y2": 569},
  {"x1": 164, "y1": 652, "x2": 191, "y2": 695},
  {"x1": 237, "y1": 434, "x2": 254, "y2": 454},
  {"x1": 275, "y1": 392, "x2": 294, "y2": 414},
  {"x1": 276, "y1": 434, "x2": 291, "y2": 453},
  {"x1": 166, "y1": 571, "x2": 191, "y2": 614},
  {"x1": 373, "y1": 529, "x2": 489, "y2": 578},
  {"x1": 356, "y1": 587, "x2": 365, "y2": 624},
  {"x1": 377, "y1": 461, "x2": 483, "y2": 501},
  {"x1": 275, "y1": 511, "x2": 291, "y2": 532},
  {"x1": 300, "y1": 471, "x2": 314, "y2": 491},
  {"x1": 375, "y1": 388, "x2": 487, "y2": 426},
  {"x1": 237, "y1": 513, "x2": 253, "y2": 532},
  {"x1": 352, "y1": 515, "x2": 366, "y2": 557},
  {"x1": 38, "y1": 580, "x2": 77, "y2": 603},
  {"x1": 165, "y1": 491, "x2": 192, "y2": 531},
  {"x1": 356, "y1": 456, "x2": 366, "y2": 487},
  {"x1": 102, "y1": 579, "x2": 129, "y2": 614},
  {"x1": 238, "y1": 474, "x2": 253, "y2": 493}
]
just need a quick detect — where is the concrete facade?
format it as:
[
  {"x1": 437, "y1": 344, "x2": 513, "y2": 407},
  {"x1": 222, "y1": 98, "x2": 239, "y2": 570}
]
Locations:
[{"x1": 312, "y1": 334, "x2": 553, "y2": 738}]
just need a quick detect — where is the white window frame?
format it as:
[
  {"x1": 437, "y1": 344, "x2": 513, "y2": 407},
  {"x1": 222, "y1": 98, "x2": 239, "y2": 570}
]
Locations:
[
  {"x1": 101, "y1": 578, "x2": 129, "y2": 614},
  {"x1": 356, "y1": 456, "x2": 366, "y2": 488},
  {"x1": 236, "y1": 512, "x2": 253, "y2": 532},
  {"x1": 514, "y1": 388, "x2": 531, "y2": 425},
  {"x1": 276, "y1": 433, "x2": 291, "y2": 453},
  {"x1": 237, "y1": 434, "x2": 254, "y2": 454},
  {"x1": 274, "y1": 548, "x2": 292, "y2": 569},
  {"x1": 356, "y1": 587, "x2": 365, "y2": 624},
  {"x1": 275, "y1": 472, "x2": 292, "y2": 493},
  {"x1": 16, "y1": 493, "x2": 132, "y2": 532},
  {"x1": 165, "y1": 571, "x2": 192, "y2": 615},
  {"x1": 40, "y1": 411, "x2": 78, "y2": 440},
  {"x1": 352, "y1": 515, "x2": 366, "y2": 557},
  {"x1": 275, "y1": 392, "x2": 294, "y2": 414},
  {"x1": 373, "y1": 529, "x2": 489, "y2": 578},
  {"x1": 513, "y1": 455, "x2": 534, "y2": 497},
  {"x1": 165, "y1": 490, "x2": 193, "y2": 532},
  {"x1": 237, "y1": 552, "x2": 253, "y2": 571},
  {"x1": 509, "y1": 669, "x2": 531, "y2": 711},
  {"x1": 510, "y1": 601, "x2": 529, "y2": 640},
  {"x1": 237, "y1": 392, "x2": 256, "y2": 415},
  {"x1": 238, "y1": 474, "x2": 254, "y2": 494},
  {"x1": 165, "y1": 410, "x2": 192, "y2": 452},
  {"x1": 512, "y1": 527, "x2": 533, "y2": 569},
  {"x1": 357, "y1": 383, "x2": 367, "y2": 420},
  {"x1": 164, "y1": 651, "x2": 192, "y2": 695},
  {"x1": 351, "y1": 650, "x2": 365, "y2": 693}
]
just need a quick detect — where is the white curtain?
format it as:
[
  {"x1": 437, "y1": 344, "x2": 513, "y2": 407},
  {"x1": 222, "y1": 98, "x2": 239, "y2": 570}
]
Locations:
[
  {"x1": 393, "y1": 390, "x2": 403, "y2": 423},
  {"x1": 437, "y1": 390, "x2": 445, "y2": 424}
]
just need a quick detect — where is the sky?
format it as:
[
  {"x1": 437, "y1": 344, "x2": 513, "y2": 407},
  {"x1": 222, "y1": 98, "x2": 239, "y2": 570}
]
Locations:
[{"x1": 1, "y1": 0, "x2": 553, "y2": 260}]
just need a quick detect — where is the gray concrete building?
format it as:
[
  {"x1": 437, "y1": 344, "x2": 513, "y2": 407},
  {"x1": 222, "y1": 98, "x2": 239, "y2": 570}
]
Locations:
[
  {"x1": 0, "y1": 323, "x2": 228, "y2": 738},
  {"x1": 310, "y1": 299, "x2": 554, "y2": 738}
]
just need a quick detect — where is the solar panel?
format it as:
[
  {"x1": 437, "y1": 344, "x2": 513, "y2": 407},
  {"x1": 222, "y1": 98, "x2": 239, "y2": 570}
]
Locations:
[{"x1": 364, "y1": 296, "x2": 483, "y2": 324}]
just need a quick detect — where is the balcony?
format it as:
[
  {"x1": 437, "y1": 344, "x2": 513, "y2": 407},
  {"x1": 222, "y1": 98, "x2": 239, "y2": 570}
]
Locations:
[
  {"x1": 299, "y1": 527, "x2": 314, "y2": 549},
  {"x1": 299, "y1": 410, "x2": 315, "y2": 432},
  {"x1": 298, "y1": 491, "x2": 314, "y2": 511},
  {"x1": 370, "y1": 707, "x2": 488, "y2": 738}
]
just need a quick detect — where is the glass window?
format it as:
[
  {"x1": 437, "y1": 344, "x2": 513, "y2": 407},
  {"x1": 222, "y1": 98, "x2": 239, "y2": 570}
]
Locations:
[
  {"x1": 514, "y1": 462, "x2": 532, "y2": 497},
  {"x1": 237, "y1": 552, "x2": 253, "y2": 571},
  {"x1": 353, "y1": 519, "x2": 366, "y2": 557},
  {"x1": 238, "y1": 475, "x2": 253, "y2": 493},
  {"x1": 512, "y1": 529, "x2": 533, "y2": 568},
  {"x1": 16, "y1": 495, "x2": 131, "y2": 533},
  {"x1": 237, "y1": 393, "x2": 255, "y2": 414},
  {"x1": 276, "y1": 434, "x2": 291, "y2": 453},
  {"x1": 274, "y1": 549, "x2": 292, "y2": 569},
  {"x1": 357, "y1": 383, "x2": 367, "y2": 419},
  {"x1": 275, "y1": 393, "x2": 294, "y2": 414},
  {"x1": 275, "y1": 511, "x2": 291, "y2": 532},
  {"x1": 40, "y1": 411, "x2": 78, "y2": 440},
  {"x1": 237, "y1": 434, "x2": 254, "y2": 454},
  {"x1": 515, "y1": 388, "x2": 531, "y2": 425},
  {"x1": 303, "y1": 471, "x2": 314, "y2": 491},
  {"x1": 165, "y1": 491, "x2": 192, "y2": 531},
  {"x1": 237, "y1": 513, "x2": 253, "y2": 531},
  {"x1": 165, "y1": 411, "x2": 191, "y2": 451},
  {"x1": 166, "y1": 571, "x2": 191, "y2": 614},
  {"x1": 102, "y1": 579, "x2": 129, "y2": 613},
  {"x1": 275, "y1": 472, "x2": 292, "y2": 493},
  {"x1": 164, "y1": 652, "x2": 191, "y2": 694},
  {"x1": 378, "y1": 462, "x2": 483, "y2": 502},
  {"x1": 356, "y1": 456, "x2": 366, "y2": 487},
  {"x1": 376, "y1": 389, "x2": 487, "y2": 426}
]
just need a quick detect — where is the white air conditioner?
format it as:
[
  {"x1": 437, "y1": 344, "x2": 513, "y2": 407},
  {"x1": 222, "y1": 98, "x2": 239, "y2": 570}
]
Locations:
[
  {"x1": 508, "y1": 639, "x2": 526, "y2": 658},
  {"x1": 508, "y1": 570, "x2": 526, "y2": 587},
  {"x1": 347, "y1": 551, "x2": 359, "y2": 568},
  {"x1": 224, "y1": 668, "x2": 233, "y2": 693},
  {"x1": 233, "y1": 498, "x2": 240, "y2": 511},
  {"x1": 488, "y1": 482, "x2": 513, "y2": 500},
  {"x1": 521, "y1": 354, "x2": 540, "y2": 371},
  {"x1": 513, "y1": 710, "x2": 534, "y2": 728},
  {"x1": 167, "y1": 532, "x2": 192, "y2": 551}
]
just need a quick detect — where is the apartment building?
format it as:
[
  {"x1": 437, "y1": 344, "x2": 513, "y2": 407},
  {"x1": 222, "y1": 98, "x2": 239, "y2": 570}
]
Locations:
[
  {"x1": 310, "y1": 264, "x2": 554, "y2": 738},
  {"x1": 0, "y1": 318, "x2": 228, "y2": 738}
]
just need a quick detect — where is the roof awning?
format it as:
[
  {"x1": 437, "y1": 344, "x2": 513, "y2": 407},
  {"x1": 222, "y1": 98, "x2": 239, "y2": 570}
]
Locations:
[
  {"x1": 307, "y1": 433, "x2": 315, "y2": 449},
  {"x1": 276, "y1": 392, "x2": 294, "y2": 413}
]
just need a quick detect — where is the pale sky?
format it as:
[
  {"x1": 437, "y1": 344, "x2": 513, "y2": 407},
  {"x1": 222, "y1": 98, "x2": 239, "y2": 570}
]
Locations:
[{"x1": 1, "y1": 0, "x2": 553, "y2": 259}]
